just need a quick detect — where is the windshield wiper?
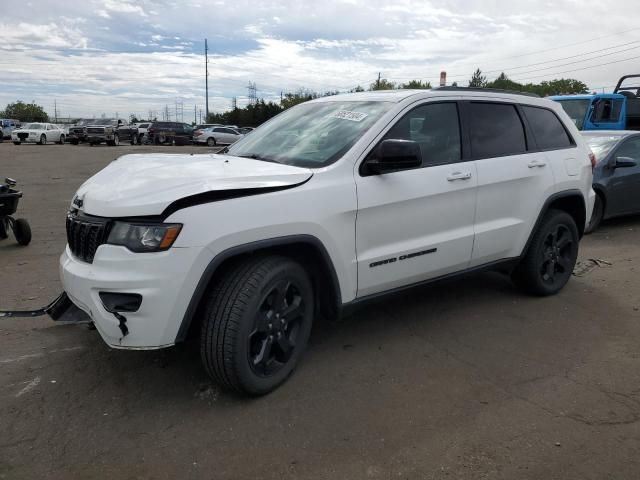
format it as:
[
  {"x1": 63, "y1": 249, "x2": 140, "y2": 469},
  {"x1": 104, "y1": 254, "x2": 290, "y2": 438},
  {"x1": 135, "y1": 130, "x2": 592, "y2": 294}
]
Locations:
[{"x1": 234, "y1": 153, "x2": 281, "y2": 164}]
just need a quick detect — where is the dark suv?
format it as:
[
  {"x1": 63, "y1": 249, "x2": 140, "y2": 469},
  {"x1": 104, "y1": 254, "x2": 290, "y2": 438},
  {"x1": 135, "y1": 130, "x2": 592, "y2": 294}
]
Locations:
[
  {"x1": 147, "y1": 122, "x2": 194, "y2": 146},
  {"x1": 86, "y1": 119, "x2": 139, "y2": 146}
]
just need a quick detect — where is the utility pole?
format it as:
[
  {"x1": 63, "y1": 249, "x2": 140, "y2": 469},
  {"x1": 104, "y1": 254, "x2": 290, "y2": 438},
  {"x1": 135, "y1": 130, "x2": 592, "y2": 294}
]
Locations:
[
  {"x1": 205, "y1": 38, "x2": 209, "y2": 120},
  {"x1": 54, "y1": 100, "x2": 58, "y2": 123},
  {"x1": 194, "y1": 105, "x2": 197, "y2": 124},
  {"x1": 376, "y1": 72, "x2": 381, "y2": 89}
]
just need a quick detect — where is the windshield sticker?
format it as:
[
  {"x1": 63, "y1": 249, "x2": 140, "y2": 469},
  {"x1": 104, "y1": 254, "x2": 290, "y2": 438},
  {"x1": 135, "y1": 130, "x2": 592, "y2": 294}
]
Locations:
[{"x1": 330, "y1": 110, "x2": 368, "y2": 122}]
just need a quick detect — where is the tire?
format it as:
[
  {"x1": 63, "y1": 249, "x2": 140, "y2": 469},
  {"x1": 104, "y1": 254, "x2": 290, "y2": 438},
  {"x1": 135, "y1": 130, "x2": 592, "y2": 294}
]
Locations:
[
  {"x1": 200, "y1": 255, "x2": 315, "y2": 396},
  {"x1": 585, "y1": 194, "x2": 604, "y2": 234},
  {"x1": 207, "y1": 137, "x2": 216, "y2": 147},
  {"x1": 130, "y1": 134, "x2": 137, "y2": 146},
  {"x1": 13, "y1": 142, "x2": 20, "y2": 145},
  {"x1": 512, "y1": 209, "x2": 579, "y2": 296},
  {"x1": 157, "y1": 134, "x2": 167, "y2": 144},
  {"x1": 39, "y1": 134, "x2": 46, "y2": 145},
  {"x1": 138, "y1": 134, "x2": 145, "y2": 145},
  {"x1": 71, "y1": 139, "x2": 79, "y2": 145},
  {"x1": 113, "y1": 134, "x2": 119, "y2": 146},
  {"x1": 58, "y1": 135, "x2": 65, "y2": 144},
  {"x1": 0, "y1": 218, "x2": 8, "y2": 240},
  {"x1": 12, "y1": 218, "x2": 31, "y2": 246}
]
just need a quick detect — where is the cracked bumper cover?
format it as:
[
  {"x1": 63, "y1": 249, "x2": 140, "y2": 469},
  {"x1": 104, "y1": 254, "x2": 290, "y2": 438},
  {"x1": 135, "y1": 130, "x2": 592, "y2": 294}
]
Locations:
[{"x1": 59, "y1": 244, "x2": 210, "y2": 350}]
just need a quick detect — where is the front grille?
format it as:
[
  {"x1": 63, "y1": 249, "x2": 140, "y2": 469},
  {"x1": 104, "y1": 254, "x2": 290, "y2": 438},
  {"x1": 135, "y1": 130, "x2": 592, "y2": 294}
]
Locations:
[
  {"x1": 66, "y1": 213, "x2": 110, "y2": 263},
  {"x1": 72, "y1": 128, "x2": 84, "y2": 134},
  {"x1": 18, "y1": 133, "x2": 28, "y2": 140},
  {"x1": 86, "y1": 127, "x2": 104, "y2": 134}
]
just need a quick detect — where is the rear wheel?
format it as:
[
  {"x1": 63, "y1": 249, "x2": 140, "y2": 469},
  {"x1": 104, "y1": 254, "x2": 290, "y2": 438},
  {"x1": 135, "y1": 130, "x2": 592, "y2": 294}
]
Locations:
[
  {"x1": 585, "y1": 194, "x2": 604, "y2": 234},
  {"x1": 200, "y1": 255, "x2": 314, "y2": 395},
  {"x1": 39, "y1": 134, "x2": 46, "y2": 145},
  {"x1": 130, "y1": 134, "x2": 137, "y2": 145},
  {"x1": 58, "y1": 134, "x2": 65, "y2": 144},
  {"x1": 206, "y1": 137, "x2": 216, "y2": 147},
  {"x1": 512, "y1": 209, "x2": 579, "y2": 296},
  {"x1": 12, "y1": 218, "x2": 31, "y2": 246}
]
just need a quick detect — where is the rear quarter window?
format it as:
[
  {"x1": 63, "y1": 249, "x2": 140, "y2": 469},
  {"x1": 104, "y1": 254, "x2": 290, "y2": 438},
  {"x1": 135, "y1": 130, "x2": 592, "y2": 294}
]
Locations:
[{"x1": 522, "y1": 106, "x2": 574, "y2": 150}]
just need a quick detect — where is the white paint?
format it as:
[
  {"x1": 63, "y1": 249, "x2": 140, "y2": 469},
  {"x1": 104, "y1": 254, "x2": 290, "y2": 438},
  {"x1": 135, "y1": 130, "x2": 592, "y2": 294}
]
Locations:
[
  {"x1": 0, "y1": 346, "x2": 86, "y2": 364},
  {"x1": 15, "y1": 377, "x2": 40, "y2": 397}
]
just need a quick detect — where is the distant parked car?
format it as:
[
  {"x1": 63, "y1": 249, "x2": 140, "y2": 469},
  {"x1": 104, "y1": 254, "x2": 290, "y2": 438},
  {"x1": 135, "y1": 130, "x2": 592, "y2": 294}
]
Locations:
[
  {"x1": 1, "y1": 119, "x2": 21, "y2": 141},
  {"x1": 193, "y1": 126, "x2": 244, "y2": 146},
  {"x1": 238, "y1": 127, "x2": 254, "y2": 134},
  {"x1": 11, "y1": 123, "x2": 65, "y2": 145},
  {"x1": 583, "y1": 130, "x2": 640, "y2": 232},
  {"x1": 147, "y1": 121, "x2": 194, "y2": 145},
  {"x1": 195, "y1": 123, "x2": 223, "y2": 131},
  {"x1": 134, "y1": 122, "x2": 151, "y2": 144},
  {"x1": 67, "y1": 119, "x2": 96, "y2": 145},
  {"x1": 85, "y1": 119, "x2": 138, "y2": 146}
]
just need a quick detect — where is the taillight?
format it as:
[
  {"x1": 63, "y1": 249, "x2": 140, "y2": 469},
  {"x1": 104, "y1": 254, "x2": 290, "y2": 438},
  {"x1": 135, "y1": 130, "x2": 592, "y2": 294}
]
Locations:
[{"x1": 589, "y1": 151, "x2": 596, "y2": 170}]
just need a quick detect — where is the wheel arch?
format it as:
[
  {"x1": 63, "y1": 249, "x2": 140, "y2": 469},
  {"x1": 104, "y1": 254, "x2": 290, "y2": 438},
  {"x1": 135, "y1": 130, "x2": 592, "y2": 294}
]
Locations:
[
  {"x1": 591, "y1": 184, "x2": 607, "y2": 218},
  {"x1": 175, "y1": 235, "x2": 342, "y2": 343},
  {"x1": 522, "y1": 189, "x2": 587, "y2": 257}
]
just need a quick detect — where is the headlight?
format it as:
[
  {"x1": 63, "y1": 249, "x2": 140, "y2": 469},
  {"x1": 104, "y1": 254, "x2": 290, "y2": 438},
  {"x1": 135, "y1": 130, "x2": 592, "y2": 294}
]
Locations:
[{"x1": 107, "y1": 222, "x2": 182, "y2": 252}]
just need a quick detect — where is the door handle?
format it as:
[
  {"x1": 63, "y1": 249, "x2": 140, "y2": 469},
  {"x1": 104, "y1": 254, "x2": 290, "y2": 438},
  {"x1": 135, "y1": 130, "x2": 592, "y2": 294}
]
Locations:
[
  {"x1": 447, "y1": 171, "x2": 472, "y2": 181},
  {"x1": 528, "y1": 160, "x2": 547, "y2": 168}
]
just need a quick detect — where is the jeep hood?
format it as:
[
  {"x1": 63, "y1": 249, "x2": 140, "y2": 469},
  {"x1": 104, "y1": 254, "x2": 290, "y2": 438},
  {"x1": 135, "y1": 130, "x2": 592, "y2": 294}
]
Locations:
[{"x1": 74, "y1": 153, "x2": 313, "y2": 218}]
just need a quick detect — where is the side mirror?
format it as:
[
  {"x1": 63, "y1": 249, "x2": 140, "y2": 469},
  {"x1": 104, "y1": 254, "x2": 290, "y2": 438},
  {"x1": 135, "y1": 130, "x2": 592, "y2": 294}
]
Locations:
[
  {"x1": 611, "y1": 156, "x2": 637, "y2": 168},
  {"x1": 367, "y1": 139, "x2": 422, "y2": 174},
  {"x1": 5, "y1": 177, "x2": 17, "y2": 187}
]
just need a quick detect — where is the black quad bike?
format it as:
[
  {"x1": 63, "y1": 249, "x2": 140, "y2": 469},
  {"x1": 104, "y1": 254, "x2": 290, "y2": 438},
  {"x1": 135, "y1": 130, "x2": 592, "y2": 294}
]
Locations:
[{"x1": 0, "y1": 177, "x2": 32, "y2": 246}]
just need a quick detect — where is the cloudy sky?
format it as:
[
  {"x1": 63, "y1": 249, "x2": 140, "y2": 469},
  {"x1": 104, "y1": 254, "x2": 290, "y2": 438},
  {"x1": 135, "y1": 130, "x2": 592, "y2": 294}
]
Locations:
[{"x1": 1, "y1": 0, "x2": 639, "y2": 120}]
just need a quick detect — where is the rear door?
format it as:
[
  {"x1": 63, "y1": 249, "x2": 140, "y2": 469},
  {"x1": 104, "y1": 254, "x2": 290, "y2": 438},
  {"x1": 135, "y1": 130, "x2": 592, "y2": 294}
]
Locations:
[
  {"x1": 355, "y1": 101, "x2": 477, "y2": 297},
  {"x1": 465, "y1": 101, "x2": 555, "y2": 266},
  {"x1": 607, "y1": 136, "x2": 640, "y2": 214}
]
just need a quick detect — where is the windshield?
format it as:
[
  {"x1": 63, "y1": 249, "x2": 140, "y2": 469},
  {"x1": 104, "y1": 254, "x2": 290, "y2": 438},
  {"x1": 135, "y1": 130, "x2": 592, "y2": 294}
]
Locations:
[
  {"x1": 555, "y1": 99, "x2": 591, "y2": 130},
  {"x1": 227, "y1": 101, "x2": 392, "y2": 167},
  {"x1": 584, "y1": 135, "x2": 621, "y2": 161},
  {"x1": 94, "y1": 119, "x2": 118, "y2": 126},
  {"x1": 24, "y1": 123, "x2": 44, "y2": 129},
  {"x1": 76, "y1": 119, "x2": 95, "y2": 126}
]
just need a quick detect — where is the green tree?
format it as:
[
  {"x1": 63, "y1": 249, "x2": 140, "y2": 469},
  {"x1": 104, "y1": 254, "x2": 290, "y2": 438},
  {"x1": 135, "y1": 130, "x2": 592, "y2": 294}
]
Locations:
[
  {"x1": 1, "y1": 101, "x2": 49, "y2": 122},
  {"x1": 486, "y1": 72, "x2": 524, "y2": 91},
  {"x1": 468, "y1": 68, "x2": 487, "y2": 88},
  {"x1": 350, "y1": 85, "x2": 365, "y2": 92},
  {"x1": 369, "y1": 78, "x2": 396, "y2": 90},
  {"x1": 399, "y1": 79, "x2": 432, "y2": 89}
]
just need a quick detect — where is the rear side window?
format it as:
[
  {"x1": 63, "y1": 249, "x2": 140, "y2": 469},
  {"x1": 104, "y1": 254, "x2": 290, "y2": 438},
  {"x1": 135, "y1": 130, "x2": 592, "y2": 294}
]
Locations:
[
  {"x1": 523, "y1": 106, "x2": 574, "y2": 150},
  {"x1": 468, "y1": 103, "x2": 526, "y2": 159}
]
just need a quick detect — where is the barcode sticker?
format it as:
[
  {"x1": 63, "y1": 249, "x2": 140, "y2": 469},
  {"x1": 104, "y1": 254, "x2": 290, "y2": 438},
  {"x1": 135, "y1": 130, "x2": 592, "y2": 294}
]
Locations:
[{"x1": 330, "y1": 110, "x2": 368, "y2": 122}]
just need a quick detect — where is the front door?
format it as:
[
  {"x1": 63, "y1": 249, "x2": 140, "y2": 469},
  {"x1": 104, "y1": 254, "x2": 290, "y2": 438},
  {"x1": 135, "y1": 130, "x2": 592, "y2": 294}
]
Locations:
[
  {"x1": 607, "y1": 136, "x2": 640, "y2": 215},
  {"x1": 355, "y1": 101, "x2": 477, "y2": 298}
]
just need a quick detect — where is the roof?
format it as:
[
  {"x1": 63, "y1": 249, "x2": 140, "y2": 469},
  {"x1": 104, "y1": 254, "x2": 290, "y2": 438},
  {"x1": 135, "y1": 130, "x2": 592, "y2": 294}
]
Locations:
[
  {"x1": 309, "y1": 88, "x2": 556, "y2": 106},
  {"x1": 550, "y1": 94, "x2": 625, "y2": 100}
]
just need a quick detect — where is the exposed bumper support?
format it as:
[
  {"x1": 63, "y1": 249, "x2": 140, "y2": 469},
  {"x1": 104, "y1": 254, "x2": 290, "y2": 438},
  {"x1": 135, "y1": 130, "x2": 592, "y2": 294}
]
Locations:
[{"x1": 0, "y1": 292, "x2": 91, "y2": 323}]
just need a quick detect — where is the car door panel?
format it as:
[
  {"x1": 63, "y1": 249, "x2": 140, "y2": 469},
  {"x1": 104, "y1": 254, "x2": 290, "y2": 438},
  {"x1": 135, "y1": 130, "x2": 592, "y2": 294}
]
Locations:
[
  {"x1": 466, "y1": 102, "x2": 556, "y2": 266},
  {"x1": 606, "y1": 137, "x2": 640, "y2": 215},
  {"x1": 355, "y1": 101, "x2": 477, "y2": 298}
]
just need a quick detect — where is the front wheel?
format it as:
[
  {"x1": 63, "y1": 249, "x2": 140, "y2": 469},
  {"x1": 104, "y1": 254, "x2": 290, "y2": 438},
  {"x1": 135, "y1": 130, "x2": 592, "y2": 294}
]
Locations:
[
  {"x1": 206, "y1": 137, "x2": 216, "y2": 147},
  {"x1": 512, "y1": 209, "x2": 579, "y2": 296},
  {"x1": 130, "y1": 134, "x2": 137, "y2": 145},
  {"x1": 12, "y1": 218, "x2": 31, "y2": 246},
  {"x1": 585, "y1": 194, "x2": 604, "y2": 234},
  {"x1": 71, "y1": 139, "x2": 79, "y2": 145},
  {"x1": 58, "y1": 134, "x2": 65, "y2": 144},
  {"x1": 39, "y1": 134, "x2": 46, "y2": 145},
  {"x1": 200, "y1": 255, "x2": 315, "y2": 396}
]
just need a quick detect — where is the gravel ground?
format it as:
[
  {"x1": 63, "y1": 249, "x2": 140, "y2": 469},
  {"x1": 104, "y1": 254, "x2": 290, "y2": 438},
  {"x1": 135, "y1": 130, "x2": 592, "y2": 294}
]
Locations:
[{"x1": 1, "y1": 142, "x2": 640, "y2": 479}]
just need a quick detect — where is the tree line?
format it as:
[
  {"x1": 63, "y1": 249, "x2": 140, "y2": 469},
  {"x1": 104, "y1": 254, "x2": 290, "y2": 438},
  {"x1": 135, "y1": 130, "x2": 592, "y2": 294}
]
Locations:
[{"x1": 1, "y1": 70, "x2": 590, "y2": 125}]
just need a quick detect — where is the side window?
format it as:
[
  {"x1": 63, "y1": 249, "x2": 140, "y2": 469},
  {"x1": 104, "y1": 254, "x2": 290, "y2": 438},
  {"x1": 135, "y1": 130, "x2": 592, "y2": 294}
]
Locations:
[
  {"x1": 591, "y1": 98, "x2": 623, "y2": 123},
  {"x1": 383, "y1": 102, "x2": 461, "y2": 166},
  {"x1": 468, "y1": 102, "x2": 526, "y2": 159},
  {"x1": 615, "y1": 137, "x2": 640, "y2": 161},
  {"x1": 522, "y1": 106, "x2": 574, "y2": 150}
]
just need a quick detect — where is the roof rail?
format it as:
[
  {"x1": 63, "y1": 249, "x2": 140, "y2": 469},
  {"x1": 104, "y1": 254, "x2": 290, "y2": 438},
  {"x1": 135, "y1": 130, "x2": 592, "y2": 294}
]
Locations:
[{"x1": 434, "y1": 86, "x2": 541, "y2": 98}]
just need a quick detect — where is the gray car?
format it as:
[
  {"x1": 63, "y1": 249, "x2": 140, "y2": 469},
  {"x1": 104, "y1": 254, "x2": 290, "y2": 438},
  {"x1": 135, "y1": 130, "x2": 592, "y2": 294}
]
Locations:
[{"x1": 583, "y1": 130, "x2": 640, "y2": 232}]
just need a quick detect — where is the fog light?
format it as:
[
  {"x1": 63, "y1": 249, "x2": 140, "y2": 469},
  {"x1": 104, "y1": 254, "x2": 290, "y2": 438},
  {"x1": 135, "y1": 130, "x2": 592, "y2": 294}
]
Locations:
[{"x1": 99, "y1": 292, "x2": 142, "y2": 313}]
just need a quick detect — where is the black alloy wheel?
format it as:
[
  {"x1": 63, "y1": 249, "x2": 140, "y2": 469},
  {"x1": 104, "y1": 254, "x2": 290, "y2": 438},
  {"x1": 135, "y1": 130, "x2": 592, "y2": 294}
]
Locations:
[{"x1": 539, "y1": 224, "x2": 574, "y2": 287}]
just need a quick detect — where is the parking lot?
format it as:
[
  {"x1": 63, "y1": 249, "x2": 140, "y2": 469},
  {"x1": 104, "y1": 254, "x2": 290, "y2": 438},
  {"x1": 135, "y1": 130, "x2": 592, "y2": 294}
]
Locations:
[{"x1": 1, "y1": 142, "x2": 640, "y2": 479}]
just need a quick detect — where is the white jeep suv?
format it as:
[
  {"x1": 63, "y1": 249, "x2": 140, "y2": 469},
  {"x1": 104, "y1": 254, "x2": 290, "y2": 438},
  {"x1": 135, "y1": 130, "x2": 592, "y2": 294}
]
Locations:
[{"x1": 59, "y1": 89, "x2": 595, "y2": 395}]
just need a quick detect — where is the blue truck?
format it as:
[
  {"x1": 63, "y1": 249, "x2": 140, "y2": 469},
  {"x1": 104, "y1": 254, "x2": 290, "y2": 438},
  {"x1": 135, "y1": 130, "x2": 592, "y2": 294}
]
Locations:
[{"x1": 550, "y1": 74, "x2": 640, "y2": 131}]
